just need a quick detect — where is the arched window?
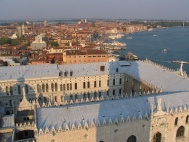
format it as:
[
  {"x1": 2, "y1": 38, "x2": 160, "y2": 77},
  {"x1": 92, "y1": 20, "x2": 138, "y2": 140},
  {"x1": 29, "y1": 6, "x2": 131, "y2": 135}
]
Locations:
[
  {"x1": 60, "y1": 84, "x2": 63, "y2": 91},
  {"x1": 46, "y1": 84, "x2": 49, "y2": 92},
  {"x1": 25, "y1": 85, "x2": 29, "y2": 94},
  {"x1": 10, "y1": 86, "x2": 13, "y2": 95},
  {"x1": 42, "y1": 84, "x2": 45, "y2": 92},
  {"x1": 51, "y1": 83, "x2": 54, "y2": 92},
  {"x1": 153, "y1": 132, "x2": 162, "y2": 142},
  {"x1": 175, "y1": 117, "x2": 178, "y2": 126},
  {"x1": 37, "y1": 84, "x2": 41, "y2": 93},
  {"x1": 55, "y1": 83, "x2": 58, "y2": 91},
  {"x1": 176, "y1": 126, "x2": 185, "y2": 137},
  {"x1": 186, "y1": 115, "x2": 189, "y2": 124},
  {"x1": 127, "y1": 135, "x2": 137, "y2": 142},
  {"x1": 18, "y1": 85, "x2": 21, "y2": 94}
]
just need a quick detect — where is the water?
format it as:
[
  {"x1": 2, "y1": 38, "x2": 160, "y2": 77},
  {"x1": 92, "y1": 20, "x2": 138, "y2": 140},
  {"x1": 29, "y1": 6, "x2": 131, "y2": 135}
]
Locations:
[{"x1": 118, "y1": 27, "x2": 189, "y2": 75}]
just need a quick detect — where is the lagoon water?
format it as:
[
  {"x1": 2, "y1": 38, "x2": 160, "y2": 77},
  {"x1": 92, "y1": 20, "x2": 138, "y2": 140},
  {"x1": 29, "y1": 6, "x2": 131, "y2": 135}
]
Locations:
[{"x1": 119, "y1": 27, "x2": 189, "y2": 75}]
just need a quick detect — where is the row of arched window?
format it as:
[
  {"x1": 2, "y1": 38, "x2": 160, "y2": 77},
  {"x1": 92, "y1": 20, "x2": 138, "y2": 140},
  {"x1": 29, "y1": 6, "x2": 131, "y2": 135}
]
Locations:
[
  {"x1": 175, "y1": 116, "x2": 189, "y2": 125},
  {"x1": 99, "y1": 126, "x2": 185, "y2": 142},
  {"x1": 153, "y1": 126, "x2": 185, "y2": 142}
]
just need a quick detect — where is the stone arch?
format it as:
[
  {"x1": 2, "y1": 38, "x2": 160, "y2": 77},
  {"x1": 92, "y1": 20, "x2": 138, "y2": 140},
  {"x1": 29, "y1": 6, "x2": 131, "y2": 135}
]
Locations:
[
  {"x1": 176, "y1": 126, "x2": 185, "y2": 137},
  {"x1": 153, "y1": 132, "x2": 162, "y2": 142},
  {"x1": 127, "y1": 135, "x2": 137, "y2": 142}
]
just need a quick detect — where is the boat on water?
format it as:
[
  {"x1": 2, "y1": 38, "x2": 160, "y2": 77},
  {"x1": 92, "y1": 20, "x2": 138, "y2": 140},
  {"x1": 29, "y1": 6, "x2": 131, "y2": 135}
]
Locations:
[
  {"x1": 148, "y1": 28, "x2": 153, "y2": 31},
  {"x1": 125, "y1": 52, "x2": 139, "y2": 60},
  {"x1": 103, "y1": 41, "x2": 126, "y2": 47},
  {"x1": 162, "y1": 49, "x2": 167, "y2": 53},
  {"x1": 108, "y1": 34, "x2": 124, "y2": 39}
]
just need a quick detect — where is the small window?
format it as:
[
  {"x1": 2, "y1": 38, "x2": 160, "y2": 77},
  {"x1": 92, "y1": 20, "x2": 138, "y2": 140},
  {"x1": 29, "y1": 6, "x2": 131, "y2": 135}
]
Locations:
[
  {"x1": 70, "y1": 71, "x2": 73, "y2": 76},
  {"x1": 175, "y1": 117, "x2": 178, "y2": 126},
  {"x1": 186, "y1": 115, "x2": 189, "y2": 123},
  {"x1": 100, "y1": 66, "x2": 105, "y2": 71},
  {"x1": 99, "y1": 81, "x2": 101, "y2": 87},
  {"x1": 87, "y1": 82, "x2": 90, "y2": 88},
  {"x1": 113, "y1": 79, "x2": 115, "y2": 85},
  {"x1": 75, "y1": 83, "x2": 77, "y2": 90},
  {"x1": 116, "y1": 68, "x2": 118, "y2": 72},
  {"x1": 119, "y1": 78, "x2": 122, "y2": 85},
  {"x1": 113, "y1": 90, "x2": 115, "y2": 96},
  {"x1": 107, "y1": 80, "x2": 109, "y2": 86},
  {"x1": 94, "y1": 81, "x2": 96, "y2": 88},
  {"x1": 83, "y1": 82, "x2": 86, "y2": 89}
]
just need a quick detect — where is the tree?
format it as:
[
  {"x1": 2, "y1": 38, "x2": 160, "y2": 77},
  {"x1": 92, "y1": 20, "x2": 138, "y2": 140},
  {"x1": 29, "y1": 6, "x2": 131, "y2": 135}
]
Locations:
[{"x1": 50, "y1": 41, "x2": 59, "y2": 47}]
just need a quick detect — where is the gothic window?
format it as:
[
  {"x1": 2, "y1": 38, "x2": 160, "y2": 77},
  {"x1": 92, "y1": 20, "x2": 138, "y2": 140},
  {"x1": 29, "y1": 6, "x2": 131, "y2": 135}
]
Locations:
[
  {"x1": 60, "y1": 84, "x2": 63, "y2": 91},
  {"x1": 42, "y1": 84, "x2": 45, "y2": 92},
  {"x1": 175, "y1": 117, "x2": 178, "y2": 126},
  {"x1": 127, "y1": 135, "x2": 137, "y2": 142},
  {"x1": 107, "y1": 80, "x2": 109, "y2": 86},
  {"x1": 6, "y1": 86, "x2": 9, "y2": 95},
  {"x1": 113, "y1": 79, "x2": 115, "y2": 85},
  {"x1": 185, "y1": 115, "x2": 189, "y2": 124},
  {"x1": 153, "y1": 132, "x2": 162, "y2": 142},
  {"x1": 37, "y1": 84, "x2": 41, "y2": 93},
  {"x1": 116, "y1": 68, "x2": 118, "y2": 72},
  {"x1": 66, "y1": 84, "x2": 69, "y2": 90},
  {"x1": 55, "y1": 83, "x2": 58, "y2": 91},
  {"x1": 87, "y1": 82, "x2": 90, "y2": 88},
  {"x1": 176, "y1": 126, "x2": 185, "y2": 137},
  {"x1": 119, "y1": 78, "x2": 122, "y2": 84},
  {"x1": 119, "y1": 89, "x2": 122, "y2": 95},
  {"x1": 63, "y1": 84, "x2": 66, "y2": 91},
  {"x1": 113, "y1": 90, "x2": 115, "y2": 96},
  {"x1": 94, "y1": 81, "x2": 96, "y2": 87},
  {"x1": 10, "y1": 86, "x2": 13, "y2": 95},
  {"x1": 51, "y1": 83, "x2": 54, "y2": 92},
  {"x1": 75, "y1": 83, "x2": 77, "y2": 90},
  {"x1": 18, "y1": 85, "x2": 21, "y2": 94},
  {"x1": 83, "y1": 82, "x2": 86, "y2": 89},
  {"x1": 70, "y1": 83, "x2": 72, "y2": 90},
  {"x1": 99, "y1": 80, "x2": 101, "y2": 87},
  {"x1": 54, "y1": 96, "x2": 57, "y2": 102},
  {"x1": 46, "y1": 84, "x2": 49, "y2": 92}
]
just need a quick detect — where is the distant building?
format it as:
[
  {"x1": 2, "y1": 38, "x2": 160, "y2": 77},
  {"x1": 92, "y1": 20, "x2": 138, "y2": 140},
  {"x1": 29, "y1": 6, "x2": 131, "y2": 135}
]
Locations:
[
  {"x1": 30, "y1": 35, "x2": 47, "y2": 50},
  {"x1": 44, "y1": 20, "x2": 47, "y2": 27}
]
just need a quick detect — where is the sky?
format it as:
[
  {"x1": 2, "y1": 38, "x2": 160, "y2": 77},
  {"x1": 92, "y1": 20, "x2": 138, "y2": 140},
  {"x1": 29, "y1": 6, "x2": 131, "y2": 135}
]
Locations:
[{"x1": 0, "y1": 0, "x2": 189, "y2": 20}]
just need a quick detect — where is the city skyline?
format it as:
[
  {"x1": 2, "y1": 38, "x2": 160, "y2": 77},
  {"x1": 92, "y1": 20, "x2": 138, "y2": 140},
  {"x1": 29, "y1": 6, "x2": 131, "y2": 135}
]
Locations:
[{"x1": 1, "y1": 0, "x2": 189, "y2": 20}]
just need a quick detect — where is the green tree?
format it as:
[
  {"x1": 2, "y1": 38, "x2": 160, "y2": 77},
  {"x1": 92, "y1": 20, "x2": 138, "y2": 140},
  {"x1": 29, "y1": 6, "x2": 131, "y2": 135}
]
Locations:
[{"x1": 50, "y1": 41, "x2": 59, "y2": 47}]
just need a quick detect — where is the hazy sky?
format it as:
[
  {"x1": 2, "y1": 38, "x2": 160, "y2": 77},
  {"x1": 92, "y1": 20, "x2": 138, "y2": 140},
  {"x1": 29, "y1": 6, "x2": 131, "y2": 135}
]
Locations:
[{"x1": 0, "y1": 0, "x2": 189, "y2": 20}]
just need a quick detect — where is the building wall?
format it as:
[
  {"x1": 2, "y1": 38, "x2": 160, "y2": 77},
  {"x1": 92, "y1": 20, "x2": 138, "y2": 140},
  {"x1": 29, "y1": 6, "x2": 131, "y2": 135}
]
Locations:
[
  {"x1": 66, "y1": 54, "x2": 109, "y2": 64},
  {"x1": 36, "y1": 111, "x2": 189, "y2": 142},
  {"x1": 37, "y1": 119, "x2": 150, "y2": 142},
  {"x1": 30, "y1": 43, "x2": 47, "y2": 50}
]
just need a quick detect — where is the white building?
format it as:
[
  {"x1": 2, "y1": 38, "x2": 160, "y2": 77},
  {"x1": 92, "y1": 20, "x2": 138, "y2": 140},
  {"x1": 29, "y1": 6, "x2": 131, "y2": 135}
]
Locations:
[{"x1": 30, "y1": 35, "x2": 47, "y2": 50}]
